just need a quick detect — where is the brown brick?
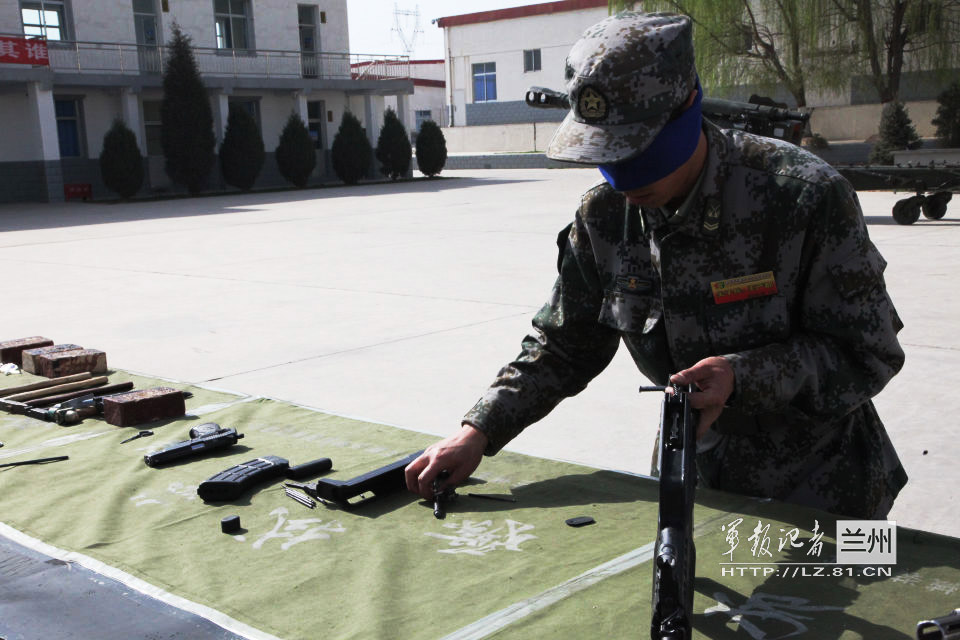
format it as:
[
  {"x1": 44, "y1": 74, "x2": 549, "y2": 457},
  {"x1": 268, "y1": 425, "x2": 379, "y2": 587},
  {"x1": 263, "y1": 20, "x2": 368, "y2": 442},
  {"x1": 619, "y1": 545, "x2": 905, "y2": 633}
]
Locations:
[
  {"x1": 0, "y1": 337, "x2": 54, "y2": 367},
  {"x1": 35, "y1": 349, "x2": 108, "y2": 378},
  {"x1": 102, "y1": 387, "x2": 186, "y2": 427},
  {"x1": 21, "y1": 344, "x2": 83, "y2": 374}
]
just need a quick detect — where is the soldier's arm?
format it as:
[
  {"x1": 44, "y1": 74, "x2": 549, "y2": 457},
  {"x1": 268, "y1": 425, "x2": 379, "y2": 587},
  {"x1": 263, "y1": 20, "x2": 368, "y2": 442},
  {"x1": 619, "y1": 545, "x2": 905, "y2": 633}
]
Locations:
[
  {"x1": 722, "y1": 175, "x2": 905, "y2": 420},
  {"x1": 463, "y1": 209, "x2": 621, "y2": 454}
]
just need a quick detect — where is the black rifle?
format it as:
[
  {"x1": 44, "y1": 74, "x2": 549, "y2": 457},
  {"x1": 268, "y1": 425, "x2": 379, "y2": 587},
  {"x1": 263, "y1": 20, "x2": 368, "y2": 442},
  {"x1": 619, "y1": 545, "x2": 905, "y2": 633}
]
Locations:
[
  {"x1": 917, "y1": 608, "x2": 960, "y2": 639},
  {"x1": 525, "y1": 86, "x2": 810, "y2": 145},
  {"x1": 641, "y1": 384, "x2": 698, "y2": 640}
]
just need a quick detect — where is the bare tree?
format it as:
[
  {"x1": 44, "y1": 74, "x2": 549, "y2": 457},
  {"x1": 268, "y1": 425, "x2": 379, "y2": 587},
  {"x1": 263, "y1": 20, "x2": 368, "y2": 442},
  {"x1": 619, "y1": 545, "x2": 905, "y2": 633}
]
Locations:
[{"x1": 609, "y1": 0, "x2": 960, "y2": 106}]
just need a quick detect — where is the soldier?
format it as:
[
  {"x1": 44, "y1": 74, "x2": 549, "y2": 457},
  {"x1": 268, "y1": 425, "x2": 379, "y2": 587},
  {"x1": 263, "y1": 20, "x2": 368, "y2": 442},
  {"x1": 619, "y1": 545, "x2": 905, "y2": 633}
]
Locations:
[{"x1": 405, "y1": 12, "x2": 907, "y2": 519}]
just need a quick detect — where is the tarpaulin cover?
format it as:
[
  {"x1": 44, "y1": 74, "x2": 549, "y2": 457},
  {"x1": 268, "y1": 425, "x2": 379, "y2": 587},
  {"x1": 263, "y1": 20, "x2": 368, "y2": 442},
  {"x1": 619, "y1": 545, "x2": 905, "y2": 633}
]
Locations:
[{"x1": 1, "y1": 371, "x2": 958, "y2": 640}]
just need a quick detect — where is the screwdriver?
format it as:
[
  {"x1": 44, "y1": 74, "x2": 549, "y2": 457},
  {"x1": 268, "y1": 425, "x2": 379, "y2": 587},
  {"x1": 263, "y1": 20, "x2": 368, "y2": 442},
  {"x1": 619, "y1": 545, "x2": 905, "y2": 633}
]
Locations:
[{"x1": 120, "y1": 430, "x2": 154, "y2": 444}]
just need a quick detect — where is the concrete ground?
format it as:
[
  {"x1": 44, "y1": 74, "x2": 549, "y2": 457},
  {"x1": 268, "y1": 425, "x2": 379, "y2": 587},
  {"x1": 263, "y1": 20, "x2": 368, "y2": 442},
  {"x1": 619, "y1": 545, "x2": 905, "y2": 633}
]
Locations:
[{"x1": 1, "y1": 169, "x2": 957, "y2": 538}]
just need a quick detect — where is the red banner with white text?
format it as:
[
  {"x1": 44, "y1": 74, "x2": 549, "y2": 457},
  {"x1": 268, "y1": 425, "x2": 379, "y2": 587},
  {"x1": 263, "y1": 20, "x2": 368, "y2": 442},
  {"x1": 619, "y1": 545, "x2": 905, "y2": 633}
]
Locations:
[{"x1": 0, "y1": 36, "x2": 49, "y2": 66}]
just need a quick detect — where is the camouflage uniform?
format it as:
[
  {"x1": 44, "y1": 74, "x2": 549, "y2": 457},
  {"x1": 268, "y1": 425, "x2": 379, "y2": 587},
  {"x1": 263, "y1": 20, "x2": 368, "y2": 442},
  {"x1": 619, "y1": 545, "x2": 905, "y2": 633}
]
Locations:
[{"x1": 463, "y1": 121, "x2": 908, "y2": 519}]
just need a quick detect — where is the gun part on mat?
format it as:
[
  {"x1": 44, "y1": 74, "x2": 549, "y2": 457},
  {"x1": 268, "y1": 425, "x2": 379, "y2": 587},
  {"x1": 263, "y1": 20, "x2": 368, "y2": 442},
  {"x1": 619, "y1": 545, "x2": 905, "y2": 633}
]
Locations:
[
  {"x1": 642, "y1": 384, "x2": 698, "y2": 640},
  {"x1": 143, "y1": 423, "x2": 244, "y2": 467},
  {"x1": 289, "y1": 450, "x2": 424, "y2": 509},
  {"x1": 284, "y1": 485, "x2": 317, "y2": 509},
  {"x1": 917, "y1": 608, "x2": 960, "y2": 640},
  {"x1": 432, "y1": 470, "x2": 457, "y2": 520},
  {"x1": 197, "y1": 456, "x2": 332, "y2": 502}
]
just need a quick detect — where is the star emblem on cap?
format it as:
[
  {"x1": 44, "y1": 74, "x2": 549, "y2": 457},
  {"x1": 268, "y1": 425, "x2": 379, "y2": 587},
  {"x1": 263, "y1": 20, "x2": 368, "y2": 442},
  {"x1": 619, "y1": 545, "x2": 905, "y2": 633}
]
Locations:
[{"x1": 577, "y1": 86, "x2": 608, "y2": 122}]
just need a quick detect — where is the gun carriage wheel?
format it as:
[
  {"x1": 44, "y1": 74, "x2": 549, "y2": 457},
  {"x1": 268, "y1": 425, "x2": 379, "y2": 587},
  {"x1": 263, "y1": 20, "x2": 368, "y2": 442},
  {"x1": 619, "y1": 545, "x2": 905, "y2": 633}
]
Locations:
[
  {"x1": 922, "y1": 191, "x2": 953, "y2": 220},
  {"x1": 892, "y1": 195, "x2": 924, "y2": 225}
]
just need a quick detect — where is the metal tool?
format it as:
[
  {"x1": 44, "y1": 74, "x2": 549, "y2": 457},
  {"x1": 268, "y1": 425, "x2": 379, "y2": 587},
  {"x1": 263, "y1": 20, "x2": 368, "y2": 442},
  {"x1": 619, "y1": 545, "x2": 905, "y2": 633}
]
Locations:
[
  {"x1": 467, "y1": 493, "x2": 517, "y2": 503},
  {"x1": 0, "y1": 455, "x2": 69, "y2": 468},
  {"x1": 284, "y1": 481, "x2": 332, "y2": 506},
  {"x1": 120, "y1": 430, "x2": 154, "y2": 444},
  {"x1": 284, "y1": 486, "x2": 316, "y2": 509}
]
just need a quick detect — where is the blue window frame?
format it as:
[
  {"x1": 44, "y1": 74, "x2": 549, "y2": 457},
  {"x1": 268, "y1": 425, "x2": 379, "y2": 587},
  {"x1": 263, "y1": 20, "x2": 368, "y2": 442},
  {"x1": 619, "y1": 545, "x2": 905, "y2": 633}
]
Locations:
[
  {"x1": 54, "y1": 98, "x2": 83, "y2": 157},
  {"x1": 472, "y1": 62, "x2": 496, "y2": 102}
]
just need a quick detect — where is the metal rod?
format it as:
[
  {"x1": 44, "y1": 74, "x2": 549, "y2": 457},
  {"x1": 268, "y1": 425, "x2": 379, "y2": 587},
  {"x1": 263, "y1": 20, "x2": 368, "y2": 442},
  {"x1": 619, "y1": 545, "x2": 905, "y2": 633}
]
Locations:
[
  {"x1": 284, "y1": 486, "x2": 316, "y2": 509},
  {"x1": 0, "y1": 455, "x2": 69, "y2": 468}
]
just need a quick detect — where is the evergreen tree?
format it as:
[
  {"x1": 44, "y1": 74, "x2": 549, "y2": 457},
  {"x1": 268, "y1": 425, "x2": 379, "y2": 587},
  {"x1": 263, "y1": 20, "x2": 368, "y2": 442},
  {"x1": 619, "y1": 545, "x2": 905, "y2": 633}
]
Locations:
[
  {"x1": 99, "y1": 118, "x2": 144, "y2": 199},
  {"x1": 220, "y1": 104, "x2": 265, "y2": 191},
  {"x1": 869, "y1": 102, "x2": 921, "y2": 164},
  {"x1": 415, "y1": 120, "x2": 447, "y2": 177},
  {"x1": 932, "y1": 81, "x2": 960, "y2": 147},
  {"x1": 161, "y1": 24, "x2": 216, "y2": 195},
  {"x1": 375, "y1": 107, "x2": 412, "y2": 180},
  {"x1": 275, "y1": 112, "x2": 316, "y2": 188},
  {"x1": 331, "y1": 111, "x2": 372, "y2": 185}
]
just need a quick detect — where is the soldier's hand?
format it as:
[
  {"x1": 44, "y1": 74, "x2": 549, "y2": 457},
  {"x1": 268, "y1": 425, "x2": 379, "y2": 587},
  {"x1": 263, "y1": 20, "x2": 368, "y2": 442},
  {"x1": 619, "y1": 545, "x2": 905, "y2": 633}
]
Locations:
[
  {"x1": 670, "y1": 356, "x2": 735, "y2": 439},
  {"x1": 405, "y1": 424, "x2": 488, "y2": 500}
]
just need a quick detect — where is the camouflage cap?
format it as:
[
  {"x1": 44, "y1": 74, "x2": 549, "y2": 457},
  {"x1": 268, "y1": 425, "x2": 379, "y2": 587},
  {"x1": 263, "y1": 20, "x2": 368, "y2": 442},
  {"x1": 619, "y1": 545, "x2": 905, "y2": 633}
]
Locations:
[{"x1": 546, "y1": 12, "x2": 697, "y2": 164}]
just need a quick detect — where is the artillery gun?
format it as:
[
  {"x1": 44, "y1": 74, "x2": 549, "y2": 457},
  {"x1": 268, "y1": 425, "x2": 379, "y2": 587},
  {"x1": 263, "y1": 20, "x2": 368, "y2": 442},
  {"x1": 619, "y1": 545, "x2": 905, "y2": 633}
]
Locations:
[{"x1": 525, "y1": 87, "x2": 957, "y2": 225}]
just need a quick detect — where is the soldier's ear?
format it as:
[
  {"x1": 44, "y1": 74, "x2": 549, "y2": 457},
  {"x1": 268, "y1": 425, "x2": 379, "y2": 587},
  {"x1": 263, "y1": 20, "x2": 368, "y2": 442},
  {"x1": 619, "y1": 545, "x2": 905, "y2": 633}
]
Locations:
[{"x1": 681, "y1": 89, "x2": 697, "y2": 110}]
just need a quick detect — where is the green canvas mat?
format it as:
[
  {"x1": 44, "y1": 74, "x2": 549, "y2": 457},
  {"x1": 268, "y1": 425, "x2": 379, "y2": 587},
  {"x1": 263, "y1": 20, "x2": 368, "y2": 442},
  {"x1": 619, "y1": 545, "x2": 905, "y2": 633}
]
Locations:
[{"x1": 2, "y1": 371, "x2": 958, "y2": 639}]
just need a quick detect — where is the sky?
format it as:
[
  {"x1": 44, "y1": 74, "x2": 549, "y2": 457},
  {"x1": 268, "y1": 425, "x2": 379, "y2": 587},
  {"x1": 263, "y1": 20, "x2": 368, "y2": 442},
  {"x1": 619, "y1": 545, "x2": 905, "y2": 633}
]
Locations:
[{"x1": 347, "y1": 0, "x2": 560, "y2": 60}]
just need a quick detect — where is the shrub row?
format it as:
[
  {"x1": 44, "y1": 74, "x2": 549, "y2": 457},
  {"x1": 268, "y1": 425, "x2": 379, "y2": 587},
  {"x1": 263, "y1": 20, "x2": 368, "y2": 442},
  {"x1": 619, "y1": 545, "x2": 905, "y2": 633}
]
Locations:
[{"x1": 100, "y1": 25, "x2": 447, "y2": 199}]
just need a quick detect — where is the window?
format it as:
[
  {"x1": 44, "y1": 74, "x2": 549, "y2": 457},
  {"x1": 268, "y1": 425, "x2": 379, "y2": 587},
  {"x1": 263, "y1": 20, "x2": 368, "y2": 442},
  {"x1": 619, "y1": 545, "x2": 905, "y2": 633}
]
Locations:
[
  {"x1": 214, "y1": 0, "x2": 250, "y2": 50},
  {"x1": 21, "y1": 0, "x2": 68, "y2": 40},
  {"x1": 229, "y1": 98, "x2": 261, "y2": 130},
  {"x1": 472, "y1": 62, "x2": 496, "y2": 102},
  {"x1": 414, "y1": 110, "x2": 432, "y2": 132},
  {"x1": 307, "y1": 100, "x2": 324, "y2": 149},
  {"x1": 523, "y1": 49, "x2": 541, "y2": 73},
  {"x1": 298, "y1": 4, "x2": 318, "y2": 77},
  {"x1": 298, "y1": 4, "x2": 316, "y2": 51},
  {"x1": 54, "y1": 98, "x2": 84, "y2": 157},
  {"x1": 143, "y1": 100, "x2": 162, "y2": 156}
]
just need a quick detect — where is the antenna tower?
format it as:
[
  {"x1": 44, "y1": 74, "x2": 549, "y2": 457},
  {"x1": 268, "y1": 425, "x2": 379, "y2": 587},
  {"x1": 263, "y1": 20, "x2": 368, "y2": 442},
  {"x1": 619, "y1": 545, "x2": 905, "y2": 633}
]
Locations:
[{"x1": 392, "y1": 3, "x2": 423, "y2": 57}]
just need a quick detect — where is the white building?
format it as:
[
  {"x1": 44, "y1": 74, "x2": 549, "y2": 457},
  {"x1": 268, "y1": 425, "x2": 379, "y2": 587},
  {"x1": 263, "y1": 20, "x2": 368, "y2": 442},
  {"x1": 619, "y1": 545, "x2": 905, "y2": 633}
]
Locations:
[
  {"x1": 0, "y1": 0, "x2": 413, "y2": 202},
  {"x1": 357, "y1": 58, "x2": 447, "y2": 135},
  {"x1": 435, "y1": 0, "x2": 606, "y2": 128},
  {"x1": 434, "y1": 0, "x2": 958, "y2": 149}
]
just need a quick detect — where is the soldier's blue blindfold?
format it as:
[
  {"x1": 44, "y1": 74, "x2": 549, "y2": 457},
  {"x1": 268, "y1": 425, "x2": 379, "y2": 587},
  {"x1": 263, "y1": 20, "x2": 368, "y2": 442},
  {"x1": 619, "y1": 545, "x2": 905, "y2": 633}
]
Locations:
[{"x1": 598, "y1": 82, "x2": 703, "y2": 192}]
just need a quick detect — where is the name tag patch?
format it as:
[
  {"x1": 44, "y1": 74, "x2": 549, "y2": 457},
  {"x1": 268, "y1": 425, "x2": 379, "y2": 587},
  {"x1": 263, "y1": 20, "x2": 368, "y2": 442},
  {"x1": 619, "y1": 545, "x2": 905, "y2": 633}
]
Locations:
[
  {"x1": 711, "y1": 271, "x2": 778, "y2": 304},
  {"x1": 616, "y1": 275, "x2": 652, "y2": 294}
]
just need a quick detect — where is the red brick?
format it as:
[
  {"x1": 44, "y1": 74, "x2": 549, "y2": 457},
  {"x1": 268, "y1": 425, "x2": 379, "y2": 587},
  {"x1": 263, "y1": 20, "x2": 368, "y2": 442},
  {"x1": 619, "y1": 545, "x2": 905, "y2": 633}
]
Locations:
[
  {"x1": 0, "y1": 337, "x2": 54, "y2": 367},
  {"x1": 21, "y1": 344, "x2": 83, "y2": 374},
  {"x1": 102, "y1": 387, "x2": 186, "y2": 427},
  {"x1": 35, "y1": 349, "x2": 107, "y2": 378}
]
